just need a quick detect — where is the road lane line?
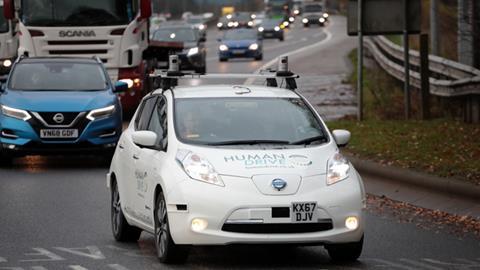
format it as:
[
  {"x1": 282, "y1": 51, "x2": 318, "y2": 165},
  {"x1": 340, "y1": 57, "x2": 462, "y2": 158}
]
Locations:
[
  {"x1": 69, "y1": 266, "x2": 89, "y2": 270},
  {"x1": 108, "y1": 264, "x2": 131, "y2": 270},
  {"x1": 31, "y1": 267, "x2": 48, "y2": 270},
  {"x1": 399, "y1": 258, "x2": 445, "y2": 270},
  {"x1": 365, "y1": 258, "x2": 417, "y2": 270},
  {"x1": 54, "y1": 246, "x2": 106, "y2": 260},
  {"x1": 0, "y1": 257, "x2": 6, "y2": 263},
  {"x1": 244, "y1": 28, "x2": 332, "y2": 85},
  {"x1": 20, "y1": 248, "x2": 65, "y2": 262}
]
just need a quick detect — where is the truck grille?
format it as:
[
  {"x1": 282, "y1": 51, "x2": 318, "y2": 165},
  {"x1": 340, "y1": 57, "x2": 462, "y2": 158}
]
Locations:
[
  {"x1": 49, "y1": 50, "x2": 108, "y2": 55},
  {"x1": 48, "y1": 40, "x2": 109, "y2": 45}
]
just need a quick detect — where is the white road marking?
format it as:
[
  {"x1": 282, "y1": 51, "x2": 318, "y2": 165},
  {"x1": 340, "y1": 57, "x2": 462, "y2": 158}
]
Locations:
[
  {"x1": 68, "y1": 266, "x2": 89, "y2": 270},
  {"x1": 108, "y1": 264, "x2": 131, "y2": 270},
  {"x1": 422, "y1": 258, "x2": 473, "y2": 267},
  {"x1": 399, "y1": 258, "x2": 445, "y2": 270},
  {"x1": 105, "y1": 245, "x2": 153, "y2": 258},
  {"x1": 0, "y1": 257, "x2": 6, "y2": 263},
  {"x1": 31, "y1": 267, "x2": 48, "y2": 270},
  {"x1": 365, "y1": 258, "x2": 417, "y2": 270},
  {"x1": 54, "y1": 246, "x2": 105, "y2": 260},
  {"x1": 455, "y1": 258, "x2": 480, "y2": 265},
  {"x1": 20, "y1": 248, "x2": 65, "y2": 262},
  {"x1": 0, "y1": 267, "x2": 23, "y2": 269},
  {"x1": 244, "y1": 28, "x2": 332, "y2": 85}
]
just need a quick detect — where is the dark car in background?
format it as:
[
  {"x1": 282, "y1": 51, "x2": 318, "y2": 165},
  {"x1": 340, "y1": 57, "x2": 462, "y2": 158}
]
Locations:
[
  {"x1": 301, "y1": 2, "x2": 328, "y2": 27},
  {"x1": 218, "y1": 28, "x2": 263, "y2": 61},
  {"x1": 149, "y1": 25, "x2": 207, "y2": 74},
  {"x1": 186, "y1": 15, "x2": 208, "y2": 40},
  {"x1": 258, "y1": 18, "x2": 284, "y2": 41},
  {"x1": 232, "y1": 12, "x2": 255, "y2": 28}
]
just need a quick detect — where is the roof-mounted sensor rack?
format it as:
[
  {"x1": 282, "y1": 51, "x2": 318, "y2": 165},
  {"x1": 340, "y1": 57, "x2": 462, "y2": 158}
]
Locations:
[{"x1": 149, "y1": 55, "x2": 299, "y2": 91}]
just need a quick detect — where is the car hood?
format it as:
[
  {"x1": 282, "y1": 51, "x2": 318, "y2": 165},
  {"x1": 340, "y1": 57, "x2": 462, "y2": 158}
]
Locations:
[
  {"x1": 223, "y1": 39, "x2": 258, "y2": 48},
  {"x1": 0, "y1": 90, "x2": 115, "y2": 112},
  {"x1": 178, "y1": 143, "x2": 338, "y2": 178}
]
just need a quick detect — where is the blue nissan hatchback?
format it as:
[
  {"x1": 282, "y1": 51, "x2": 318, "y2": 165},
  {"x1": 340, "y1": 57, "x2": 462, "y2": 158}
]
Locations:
[
  {"x1": 0, "y1": 57, "x2": 127, "y2": 163},
  {"x1": 218, "y1": 28, "x2": 263, "y2": 61}
]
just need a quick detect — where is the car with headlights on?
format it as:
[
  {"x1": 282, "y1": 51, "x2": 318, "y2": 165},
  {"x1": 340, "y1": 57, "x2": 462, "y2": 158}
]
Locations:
[
  {"x1": 218, "y1": 29, "x2": 263, "y2": 61},
  {"x1": 107, "y1": 69, "x2": 366, "y2": 264},
  {"x1": 186, "y1": 15, "x2": 208, "y2": 40},
  {"x1": 0, "y1": 57, "x2": 126, "y2": 164},
  {"x1": 301, "y1": 2, "x2": 328, "y2": 27},
  {"x1": 258, "y1": 18, "x2": 285, "y2": 41},
  {"x1": 150, "y1": 25, "x2": 206, "y2": 74}
]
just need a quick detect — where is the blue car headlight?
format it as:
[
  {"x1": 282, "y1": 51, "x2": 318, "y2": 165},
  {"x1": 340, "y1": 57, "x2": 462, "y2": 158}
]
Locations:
[
  {"x1": 0, "y1": 105, "x2": 31, "y2": 121},
  {"x1": 86, "y1": 105, "x2": 116, "y2": 121}
]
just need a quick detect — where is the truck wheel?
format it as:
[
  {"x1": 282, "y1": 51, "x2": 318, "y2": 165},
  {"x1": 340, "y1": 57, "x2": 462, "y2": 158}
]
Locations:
[
  {"x1": 219, "y1": 58, "x2": 228, "y2": 62},
  {"x1": 279, "y1": 36, "x2": 284, "y2": 42},
  {"x1": 303, "y1": 23, "x2": 309, "y2": 28},
  {"x1": 255, "y1": 54, "x2": 263, "y2": 61},
  {"x1": 111, "y1": 181, "x2": 142, "y2": 242},
  {"x1": 326, "y1": 235, "x2": 364, "y2": 262},
  {"x1": 155, "y1": 191, "x2": 190, "y2": 263},
  {"x1": 195, "y1": 66, "x2": 207, "y2": 74}
]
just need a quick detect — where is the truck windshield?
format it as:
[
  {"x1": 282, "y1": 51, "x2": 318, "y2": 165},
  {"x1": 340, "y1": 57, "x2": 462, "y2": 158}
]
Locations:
[
  {"x1": 21, "y1": 0, "x2": 138, "y2": 27},
  {"x1": 9, "y1": 62, "x2": 108, "y2": 91},
  {"x1": 0, "y1": 7, "x2": 9, "y2": 33},
  {"x1": 175, "y1": 97, "x2": 327, "y2": 146},
  {"x1": 304, "y1": 5, "x2": 323, "y2": 13}
]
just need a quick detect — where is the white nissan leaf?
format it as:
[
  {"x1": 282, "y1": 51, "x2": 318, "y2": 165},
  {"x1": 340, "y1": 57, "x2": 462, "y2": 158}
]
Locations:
[{"x1": 107, "y1": 78, "x2": 366, "y2": 263}]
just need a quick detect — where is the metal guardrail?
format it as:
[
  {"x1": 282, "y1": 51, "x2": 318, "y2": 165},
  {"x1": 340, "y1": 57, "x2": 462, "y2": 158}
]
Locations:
[{"x1": 364, "y1": 36, "x2": 480, "y2": 97}]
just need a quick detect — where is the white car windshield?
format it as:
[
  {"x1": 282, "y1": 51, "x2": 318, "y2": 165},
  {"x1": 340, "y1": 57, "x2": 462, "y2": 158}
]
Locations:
[{"x1": 174, "y1": 97, "x2": 328, "y2": 146}]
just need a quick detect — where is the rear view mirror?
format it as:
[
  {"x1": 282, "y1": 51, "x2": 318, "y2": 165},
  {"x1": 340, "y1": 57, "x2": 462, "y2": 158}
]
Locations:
[
  {"x1": 113, "y1": 81, "x2": 129, "y2": 93},
  {"x1": 132, "y1": 131, "x2": 158, "y2": 148},
  {"x1": 332, "y1": 130, "x2": 351, "y2": 147}
]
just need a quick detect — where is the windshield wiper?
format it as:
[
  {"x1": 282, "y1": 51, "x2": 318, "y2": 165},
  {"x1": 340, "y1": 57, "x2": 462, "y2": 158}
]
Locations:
[
  {"x1": 289, "y1": 135, "x2": 328, "y2": 145},
  {"x1": 206, "y1": 139, "x2": 290, "y2": 146}
]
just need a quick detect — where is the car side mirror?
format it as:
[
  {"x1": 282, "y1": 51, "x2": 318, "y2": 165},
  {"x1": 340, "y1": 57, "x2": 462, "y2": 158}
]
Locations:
[
  {"x1": 113, "y1": 81, "x2": 129, "y2": 93},
  {"x1": 332, "y1": 130, "x2": 351, "y2": 147},
  {"x1": 0, "y1": 82, "x2": 6, "y2": 93},
  {"x1": 132, "y1": 131, "x2": 158, "y2": 148}
]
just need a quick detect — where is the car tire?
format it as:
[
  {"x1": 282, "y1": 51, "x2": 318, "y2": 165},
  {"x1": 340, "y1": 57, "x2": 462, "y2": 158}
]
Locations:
[
  {"x1": 155, "y1": 191, "x2": 190, "y2": 264},
  {"x1": 255, "y1": 55, "x2": 263, "y2": 61},
  {"x1": 219, "y1": 58, "x2": 228, "y2": 62},
  {"x1": 195, "y1": 66, "x2": 207, "y2": 74},
  {"x1": 111, "y1": 181, "x2": 142, "y2": 242},
  {"x1": 0, "y1": 154, "x2": 13, "y2": 167},
  {"x1": 279, "y1": 36, "x2": 284, "y2": 42},
  {"x1": 326, "y1": 235, "x2": 364, "y2": 262},
  {"x1": 304, "y1": 23, "x2": 309, "y2": 28}
]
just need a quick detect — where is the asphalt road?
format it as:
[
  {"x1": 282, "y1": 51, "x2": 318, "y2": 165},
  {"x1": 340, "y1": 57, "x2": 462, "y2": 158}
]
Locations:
[{"x1": 0, "y1": 18, "x2": 479, "y2": 270}]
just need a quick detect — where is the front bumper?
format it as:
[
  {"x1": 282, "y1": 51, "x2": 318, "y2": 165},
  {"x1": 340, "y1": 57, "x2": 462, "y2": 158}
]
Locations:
[
  {"x1": 166, "y1": 173, "x2": 365, "y2": 245},
  {"x1": 0, "y1": 112, "x2": 121, "y2": 157},
  {"x1": 219, "y1": 48, "x2": 262, "y2": 59},
  {"x1": 262, "y1": 31, "x2": 283, "y2": 39}
]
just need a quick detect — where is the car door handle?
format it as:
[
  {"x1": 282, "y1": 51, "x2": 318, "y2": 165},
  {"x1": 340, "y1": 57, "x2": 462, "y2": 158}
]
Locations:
[
  {"x1": 133, "y1": 154, "x2": 139, "y2": 160},
  {"x1": 119, "y1": 144, "x2": 124, "y2": 149}
]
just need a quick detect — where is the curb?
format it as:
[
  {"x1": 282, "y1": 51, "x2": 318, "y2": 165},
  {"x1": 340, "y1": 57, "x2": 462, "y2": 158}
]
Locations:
[{"x1": 347, "y1": 155, "x2": 480, "y2": 202}]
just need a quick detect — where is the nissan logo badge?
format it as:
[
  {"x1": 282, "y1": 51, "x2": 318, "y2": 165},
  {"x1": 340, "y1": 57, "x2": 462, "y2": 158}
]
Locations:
[
  {"x1": 272, "y1": 179, "x2": 287, "y2": 191},
  {"x1": 53, "y1": 113, "x2": 65, "y2": 124}
]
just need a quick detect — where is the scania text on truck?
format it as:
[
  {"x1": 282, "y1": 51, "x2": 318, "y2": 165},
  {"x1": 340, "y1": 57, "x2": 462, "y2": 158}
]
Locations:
[{"x1": 2, "y1": 0, "x2": 152, "y2": 114}]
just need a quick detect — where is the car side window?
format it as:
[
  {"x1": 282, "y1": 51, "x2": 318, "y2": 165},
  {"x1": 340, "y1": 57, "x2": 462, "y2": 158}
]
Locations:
[
  {"x1": 147, "y1": 96, "x2": 168, "y2": 150},
  {"x1": 135, "y1": 96, "x2": 158, "y2": 131}
]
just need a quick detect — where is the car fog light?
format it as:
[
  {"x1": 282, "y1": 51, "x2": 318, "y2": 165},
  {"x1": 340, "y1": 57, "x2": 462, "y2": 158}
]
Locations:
[
  {"x1": 191, "y1": 218, "x2": 208, "y2": 232},
  {"x1": 3, "y1": 59, "x2": 12, "y2": 67},
  {"x1": 345, "y1": 217, "x2": 359, "y2": 230}
]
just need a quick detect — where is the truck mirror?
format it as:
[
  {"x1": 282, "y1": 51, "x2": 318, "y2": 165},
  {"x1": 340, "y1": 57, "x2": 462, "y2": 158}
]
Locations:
[
  {"x1": 4, "y1": 0, "x2": 15, "y2": 20},
  {"x1": 140, "y1": 0, "x2": 152, "y2": 19}
]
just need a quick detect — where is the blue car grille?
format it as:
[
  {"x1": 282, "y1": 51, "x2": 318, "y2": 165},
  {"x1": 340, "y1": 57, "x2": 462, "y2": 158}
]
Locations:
[
  {"x1": 28, "y1": 111, "x2": 89, "y2": 141},
  {"x1": 36, "y1": 112, "x2": 81, "y2": 126}
]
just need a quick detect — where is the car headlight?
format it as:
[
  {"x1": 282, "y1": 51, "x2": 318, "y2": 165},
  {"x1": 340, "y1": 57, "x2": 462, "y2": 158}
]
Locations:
[
  {"x1": 227, "y1": 22, "x2": 234, "y2": 27},
  {"x1": 176, "y1": 150, "x2": 224, "y2": 187},
  {"x1": 219, "y1": 44, "x2": 229, "y2": 51},
  {"x1": 248, "y1": 21, "x2": 254, "y2": 27},
  {"x1": 319, "y1": 17, "x2": 326, "y2": 23},
  {"x1": 258, "y1": 27, "x2": 264, "y2": 32},
  {"x1": 289, "y1": 17, "x2": 295, "y2": 22},
  {"x1": 0, "y1": 105, "x2": 31, "y2": 121},
  {"x1": 2, "y1": 59, "x2": 12, "y2": 68},
  {"x1": 217, "y1": 22, "x2": 223, "y2": 28},
  {"x1": 283, "y1": 21, "x2": 289, "y2": 27},
  {"x1": 233, "y1": 22, "x2": 239, "y2": 27},
  {"x1": 198, "y1": 24, "x2": 206, "y2": 30},
  {"x1": 294, "y1": 9, "x2": 300, "y2": 15},
  {"x1": 326, "y1": 153, "x2": 350, "y2": 185},
  {"x1": 187, "y1": 47, "x2": 199, "y2": 56},
  {"x1": 86, "y1": 105, "x2": 116, "y2": 121},
  {"x1": 249, "y1": 43, "x2": 259, "y2": 50},
  {"x1": 302, "y1": 18, "x2": 309, "y2": 24},
  {"x1": 274, "y1": 26, "x2": 280, "y2": 31},
  {"x1": 323, "y1": 13, "x2": 329, "y2": 18}
]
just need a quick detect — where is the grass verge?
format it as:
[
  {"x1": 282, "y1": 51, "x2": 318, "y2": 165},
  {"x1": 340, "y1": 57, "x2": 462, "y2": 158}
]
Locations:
[{"x1": 330, "y1": 49, "x2": 480, "y2": 185}]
